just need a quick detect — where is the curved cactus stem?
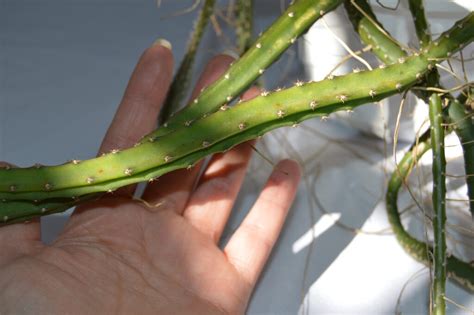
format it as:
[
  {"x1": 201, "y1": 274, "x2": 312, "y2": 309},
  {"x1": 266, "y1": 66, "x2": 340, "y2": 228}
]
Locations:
[
  {"x1": 385, "y1": 133, "x2": 474, "y2": 292},
  {"x1": 429, "y1": 94, "x2": 447, "y2": 314},
  {"x1": 235, "y1": 0, "x2": 254, "y2": 54},
  {"x1": 448, "y1": 98, "x2": 474, "y2": 216},
  {"x1": 159, "y1": 0, "x2": 216, "y2": 124},
  {"x1": 0, "y1": 54, "x2": 429, "y2": 200},
  {"x1": 146, "y1": 0, "x2": 343, "y2": 139},
  {"x1": 344, "y1": 0, "x2": 406, "y2": 64}
]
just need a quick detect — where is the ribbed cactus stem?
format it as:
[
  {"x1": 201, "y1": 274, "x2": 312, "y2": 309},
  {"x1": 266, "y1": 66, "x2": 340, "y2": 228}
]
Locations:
[
  {"x1": 144, "y1": 0, "x2": 343, "y2": 140},
  {"x1": 0, "y1": 54, "x2": 430, "y2": 200},
  {"x1": 408, "y1": 0, "x2": 431, "y2": 47},
  {"x1": 429, "y1": 94, "x2": 447, "y2": 315}
]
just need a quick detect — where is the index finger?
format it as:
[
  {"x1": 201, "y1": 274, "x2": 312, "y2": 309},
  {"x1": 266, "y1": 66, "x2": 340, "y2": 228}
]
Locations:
[
  {"x1": 97, "y1": 40, "x2": 174, "y2": 197},
  {"x1": 224, "y1": 159, "x2": 301, "y2": 289}
]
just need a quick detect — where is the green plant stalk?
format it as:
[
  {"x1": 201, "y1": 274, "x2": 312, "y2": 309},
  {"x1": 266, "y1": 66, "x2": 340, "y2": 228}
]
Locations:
[
  {"x1": 345, "y1": 0, "x2": 439, "y2": 90},
  {"x1": 0, "y1": 12, "x2": 473, "y2": 221},
  {"x1": 144, "y1": 0, "x2": 343, "y2": 140},
  {"x1": 448, "y1": 99, "x2": 474, "y2": 215},
  {"x1": 0, "y1": 56, "x2": 429, "y2": 201},
  {"x1": 385, "y1": 135, "x2": 474, "y2": 292},
  {"x1": 159, "y1": 0, "x2": 216, "y2": 124},
  {"x1": 344, "y1": 0, "x2": 406, "y2": 64},
  {"x1": 235, "y1": 0, "x2": 254, "y2": 54},
  {"x1": 408, "y1": 0, "x2": 430, "y2": 47},
  {"x1": 429, "y1": 94, "x2": 447, "y2": 314}
]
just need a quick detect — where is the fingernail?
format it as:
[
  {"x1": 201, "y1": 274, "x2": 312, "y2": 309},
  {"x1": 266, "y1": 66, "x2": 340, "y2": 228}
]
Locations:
[
  {"x1": 221, "y1": 49, "x2": 239, "y2": 59},
  {"x1": 153, "y1": 38, "x2": 172, "y2": 50}
]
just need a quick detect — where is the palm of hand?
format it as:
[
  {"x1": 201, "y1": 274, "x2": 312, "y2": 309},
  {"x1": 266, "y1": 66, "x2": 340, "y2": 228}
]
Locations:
[
  {"x1": 0, "y1": 43, "x2": 300, "y2": 315},
  {"x1": 1, "y1": 198, "x2": 247, "y2": 314}
]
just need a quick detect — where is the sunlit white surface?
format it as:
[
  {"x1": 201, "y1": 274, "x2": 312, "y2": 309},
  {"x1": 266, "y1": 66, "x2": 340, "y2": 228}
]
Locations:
[{"x1": 292, "y1": 213, "x2": 341, "y2": 254}]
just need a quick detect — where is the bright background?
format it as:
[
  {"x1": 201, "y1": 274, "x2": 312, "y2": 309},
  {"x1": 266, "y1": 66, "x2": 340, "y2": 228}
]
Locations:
[{"x1": 1, "y1": 0, "x2": 473, "y2": 314}]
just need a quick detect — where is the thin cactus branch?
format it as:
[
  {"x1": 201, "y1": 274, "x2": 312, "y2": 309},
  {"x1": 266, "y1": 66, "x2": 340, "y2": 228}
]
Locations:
[
  {"x1": 408, "y1": 0, "x2": 431, "y2": 47},
  {"x1": 344, "y1": 0, "x2": 406, "y2": 64},
  {"x1": 429, "y1": 93, "x2": 447, "y2": 314},
  {"x1": 1, "y1": 54, "x2": 431, "y2": 201},
  {"x1": 159, "y1": 0, "x2": 216, "y2": 124},
  {"x1": 235, "y1": 0, "x2": 254, "y2": 55},
  {"x1": 147, "y1": 0, "x2": 344, "y2": 140}
]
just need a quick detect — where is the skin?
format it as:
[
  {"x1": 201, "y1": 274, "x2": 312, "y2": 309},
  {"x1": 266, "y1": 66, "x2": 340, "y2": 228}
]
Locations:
[{"x1": 0, "y1": 42, "x2": 301, "y2": 314}]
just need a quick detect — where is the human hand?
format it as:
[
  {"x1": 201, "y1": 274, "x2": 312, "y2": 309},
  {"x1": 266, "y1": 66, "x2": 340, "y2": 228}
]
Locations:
[{"x1": 0, "y1": 41, "x2": 301, "y2": 315}]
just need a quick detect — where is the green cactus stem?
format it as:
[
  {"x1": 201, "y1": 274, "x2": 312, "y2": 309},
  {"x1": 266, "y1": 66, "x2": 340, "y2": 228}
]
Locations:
[
  {"x1": 145, "y1": 0, "x2": 343, "y2": 140},
  {"x1": 0, "y1": 54, "x2": 429, "y2": 201},
  {"x1": 0, "y1": 194, "x2": 100, "y2": 224},
  {"x1": 235, "y1": 0, "x2": 254, "y2": 54},
  {"x1": 429, "y1": 94, "x2": 447, "y2": 314},
  {"x1": 408, "y1": 0, "x2": 431, "y2": 47},
  {"x1": 344, "y1": 0, "x2": 406, "y2": 65},
  {"x1": 159, "y1": 0, "x2": 216, "y2": 124}
]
